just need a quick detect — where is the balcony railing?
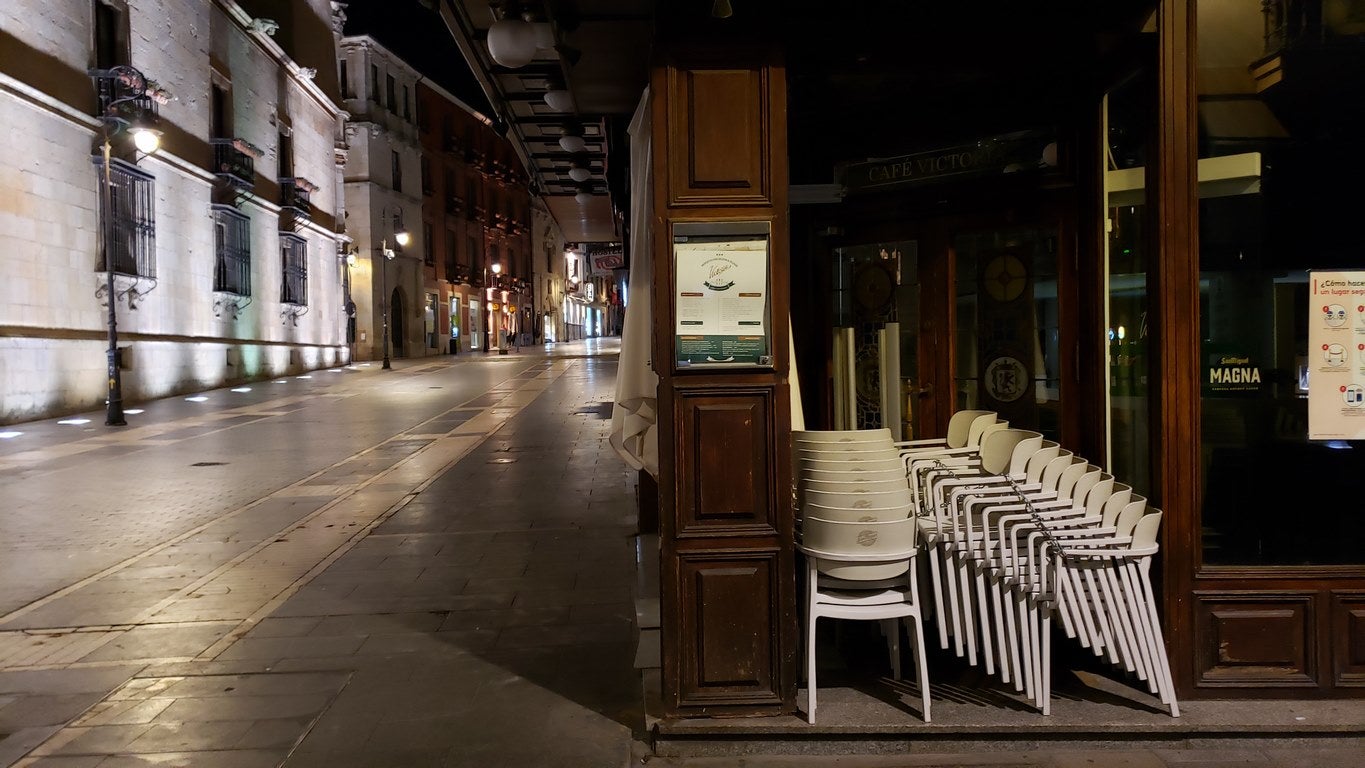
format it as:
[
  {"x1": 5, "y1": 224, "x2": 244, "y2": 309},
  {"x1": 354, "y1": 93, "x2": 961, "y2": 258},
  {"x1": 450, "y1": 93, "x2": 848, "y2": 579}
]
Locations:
[
  {"x1": 211, "y1": 139, "x2": 255, "y2": 188},
  {"x1": 279, "y1": 177, "x2": 315, "y2": 215}
]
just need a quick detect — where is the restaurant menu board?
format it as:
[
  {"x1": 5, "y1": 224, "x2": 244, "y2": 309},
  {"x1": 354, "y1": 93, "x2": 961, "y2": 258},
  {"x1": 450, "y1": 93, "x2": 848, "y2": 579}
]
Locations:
[
  {"x1": 1308, "y1": 270, "x2": 1365, "y2": 439},
  {"x1": 674, "y1": 236, "x2": 770, "y2": 366}
]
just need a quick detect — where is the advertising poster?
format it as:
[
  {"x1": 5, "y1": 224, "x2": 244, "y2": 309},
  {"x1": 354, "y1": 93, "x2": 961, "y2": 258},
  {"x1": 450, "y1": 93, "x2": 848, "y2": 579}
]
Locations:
[
  {"x1": 674, "y1": 236, "x2": 770, "y2": 366},
  {"x1": 1308, "y1": 270, "x2": 1365, "y2": 439}
]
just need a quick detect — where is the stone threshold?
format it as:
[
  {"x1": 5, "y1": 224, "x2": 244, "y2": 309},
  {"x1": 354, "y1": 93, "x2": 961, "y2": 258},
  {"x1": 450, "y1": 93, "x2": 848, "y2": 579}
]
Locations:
[{"x1": 649, "y1": 671, "x2": 1365, "y2": 757}]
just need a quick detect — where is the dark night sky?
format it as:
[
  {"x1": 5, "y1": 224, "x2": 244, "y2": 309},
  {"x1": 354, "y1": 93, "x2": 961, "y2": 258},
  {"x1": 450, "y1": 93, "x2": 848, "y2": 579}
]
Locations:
[{"x1": 341, "y1": 0, "x2": 493, "y2": 117}]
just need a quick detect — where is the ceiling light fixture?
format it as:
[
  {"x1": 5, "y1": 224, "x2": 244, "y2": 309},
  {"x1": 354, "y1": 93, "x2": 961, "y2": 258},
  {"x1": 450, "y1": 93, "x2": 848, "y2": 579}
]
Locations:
[
  {"x1": 712, "y1": 0, "x2": 734, "y2": 19},
  {"x1": 544, "y1": 89, "x2": 573, "y2": 112},
  {"x1": 559, "y1": 135, "x2": 586, "y2": 153},
  {"x1": 575, "y1": 188, "x2": 593, "y2": 204},
  {"x1": 568, "y1": 163, "x2": 590, "y2": 182},
  {"x1": 487, "y1": 17, "x2": 538, "y2": 68}
]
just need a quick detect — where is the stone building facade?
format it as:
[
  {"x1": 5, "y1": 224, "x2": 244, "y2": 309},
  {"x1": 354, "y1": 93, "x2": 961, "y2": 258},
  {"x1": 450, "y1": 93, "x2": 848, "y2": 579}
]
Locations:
[
  {"x1": 0, "y1": 0, "x2": 348, "y2": 423},
  {"x1": 414, "y1": 81, "x2": 532, "y2": 355}
]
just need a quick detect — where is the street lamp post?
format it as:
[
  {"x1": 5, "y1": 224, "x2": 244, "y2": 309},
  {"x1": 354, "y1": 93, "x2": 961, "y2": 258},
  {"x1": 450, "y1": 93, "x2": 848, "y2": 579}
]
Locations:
[
  {"x1": 489, "y1": 262, "x2": 503, "y2": 353},
  {"x1": 90, "y1": 65, "x2": 161, "y2": 426},
  {"x1": 379, "y1": 212, "x2": 410, "y2": 370}
]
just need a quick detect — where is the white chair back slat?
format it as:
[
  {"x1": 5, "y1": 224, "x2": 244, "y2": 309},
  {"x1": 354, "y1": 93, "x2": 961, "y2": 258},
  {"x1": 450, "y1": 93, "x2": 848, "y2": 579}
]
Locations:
[
  {"x1": 805, "y1": 487, "x2": 914, "y2": 509},
  {"x1": 804, "y1": 478, "x2": 909, "y2": 494},
  {"x1": 803, "y1": 516, "x2": 918, "y2": 581},
  {"x1": 805, "y1": 467, "x2": 907, "y2": 483},
  {"x1": 966, "y1": 414, "x2": 1005, "y2": 448},
  {"x1": 794, "y1": 428, "x2": 893, "y2": 443},
  {"x1": 946, "y1": 409, "x2": 996, "y2": 448}
]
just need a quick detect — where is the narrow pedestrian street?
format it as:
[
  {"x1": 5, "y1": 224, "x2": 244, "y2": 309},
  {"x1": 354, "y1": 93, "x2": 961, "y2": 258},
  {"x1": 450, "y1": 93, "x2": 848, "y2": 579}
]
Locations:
[
  {"x1": 0, "y1": 340, "x2": 642, "y2": 767},
  {"x1": 1, "y1": 341, "x2": 1362, "y2": 768}
]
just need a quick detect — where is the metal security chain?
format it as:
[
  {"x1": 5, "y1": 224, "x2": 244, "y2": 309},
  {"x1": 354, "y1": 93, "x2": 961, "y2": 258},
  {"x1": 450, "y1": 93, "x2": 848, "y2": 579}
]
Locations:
[{"x1": 918, "y1": 459, "x2": 1070, "y2": 566}]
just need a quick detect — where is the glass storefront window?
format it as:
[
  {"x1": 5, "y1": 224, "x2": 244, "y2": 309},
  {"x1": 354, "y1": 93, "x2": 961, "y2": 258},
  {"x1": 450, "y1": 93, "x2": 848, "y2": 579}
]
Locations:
[
  {"x1": 1197, "y1": 0, "x2": 1365, "y2": 566},
  {"x1": 954, "y1": 227, "x2": 1062, "y2": 441},
  {"x1": 1105, "y1": 73, "x2": 1154, "y2": 498}
]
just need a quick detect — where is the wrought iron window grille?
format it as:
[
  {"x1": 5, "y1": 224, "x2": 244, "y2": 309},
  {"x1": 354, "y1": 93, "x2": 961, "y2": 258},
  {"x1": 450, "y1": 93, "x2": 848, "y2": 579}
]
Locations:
[
  {"x1": 280, "y1": 233, "x2": 309, "y2": 312},
  {"x1": 91, "y1": 156, "x2": 158, "y2": 307},
  {"x1": 212, "y1": 208, "x2": 253, "y2": 319}
]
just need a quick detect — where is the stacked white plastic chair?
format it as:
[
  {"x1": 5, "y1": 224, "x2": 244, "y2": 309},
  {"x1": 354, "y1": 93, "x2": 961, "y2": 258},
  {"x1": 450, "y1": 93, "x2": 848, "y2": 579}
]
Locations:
[
  {"x1": 793, "y1": 428, "x2": 931, "y2": 724},
  {"x1": 906, "y1": 420, "x2": 1180, "y2": 717}
]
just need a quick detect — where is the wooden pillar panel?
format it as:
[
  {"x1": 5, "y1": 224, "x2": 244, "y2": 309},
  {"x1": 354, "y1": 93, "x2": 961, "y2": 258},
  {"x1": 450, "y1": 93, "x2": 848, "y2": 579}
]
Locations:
[
  {"x1": 677, "y1": 549, "x2": 782, "y2": 706},
  {"x1": 665, "y1": 65, "x2": 771, "y2": 206},
  {"x1": 1193, "y1": 592, "x2": 1318, "y2": 687},
  {"x1": 1331, "y1": 592, "x2": 1365, "y2": 687},
  {"x1": 677, "y1": 388, "x2": 775, "y2": 536},
  {"x1": 652, "y1": 45, "x2": 794, "y2": 717}
]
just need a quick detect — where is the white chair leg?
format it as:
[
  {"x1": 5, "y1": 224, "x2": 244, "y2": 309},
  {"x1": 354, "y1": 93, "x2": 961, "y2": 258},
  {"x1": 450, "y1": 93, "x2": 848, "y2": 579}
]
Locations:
[
  {"x1": 926, "y1": 544, "x2": 951, "y2": 650},
  {"x1": 906, "y1": 615, "x2": 932, "y2": 723},
  {"x1": 1040, "y1": 607, "x2": 1052, "y2": 715},
  {"x1": 807, "y1": 612, "x2": 818, "y2": 724}
]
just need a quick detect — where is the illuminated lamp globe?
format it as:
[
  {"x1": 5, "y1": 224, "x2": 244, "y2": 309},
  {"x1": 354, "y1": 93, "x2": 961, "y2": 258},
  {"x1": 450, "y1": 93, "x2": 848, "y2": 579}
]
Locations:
[
  {"x1": 491, "y1": 262, "x2": 502, "y2": 275},
  {"x1": 568, "y1": 166, "x2": 591, "y2": 183},
  {"x1": 132, "y1": 128, "x2": 161, "y2": 154},
  {"x1": 394, "y1": 230, "x2": 411, "y2": 247},
  {"x1": 575, "y1": 190, "x2": 593, "y2": 205},
  {"x1": 544, "y1": 89, "x2": 574, "y2": 112},
  {"x1": 487, "y1": 18, "x2": 538, "y2": 68},
  {"x1": 558, "y1": 135, "x2": 587, "y2": 154}
]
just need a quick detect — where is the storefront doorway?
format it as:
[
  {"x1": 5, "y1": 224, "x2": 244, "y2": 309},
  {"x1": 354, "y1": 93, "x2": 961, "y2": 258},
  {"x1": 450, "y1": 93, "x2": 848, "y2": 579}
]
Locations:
[{"x1": 819, "y1": 207, "x2": 1075, "y2": 449}]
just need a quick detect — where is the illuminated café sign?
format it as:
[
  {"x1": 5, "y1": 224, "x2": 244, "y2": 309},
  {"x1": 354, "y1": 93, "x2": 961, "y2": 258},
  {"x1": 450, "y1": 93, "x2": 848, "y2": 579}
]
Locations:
[
  {"x1": 839, "y1": 131, "x2": 1056, "y2": 194},
  {"x1": 593, "y1": 248, "x2": 624, "y2": 272}
]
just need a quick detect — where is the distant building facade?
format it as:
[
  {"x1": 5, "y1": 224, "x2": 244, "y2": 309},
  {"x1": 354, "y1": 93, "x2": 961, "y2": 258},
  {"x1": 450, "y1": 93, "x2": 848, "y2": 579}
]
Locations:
[{"x1": 0, "y1": 0, "x2": 348, "y2": 424}]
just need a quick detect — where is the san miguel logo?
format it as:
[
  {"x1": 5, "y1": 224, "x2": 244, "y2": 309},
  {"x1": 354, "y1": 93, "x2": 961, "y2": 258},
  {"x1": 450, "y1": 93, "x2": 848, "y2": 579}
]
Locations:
[{"x1": 702, "y1": 258, "x2": 738, "y2": 291}]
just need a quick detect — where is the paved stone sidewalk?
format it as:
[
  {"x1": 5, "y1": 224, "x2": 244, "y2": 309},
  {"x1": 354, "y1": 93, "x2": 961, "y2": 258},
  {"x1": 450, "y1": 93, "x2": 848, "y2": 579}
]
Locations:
[{"x1": 0, "y1": 342, "x2": 642, "y2": 767}]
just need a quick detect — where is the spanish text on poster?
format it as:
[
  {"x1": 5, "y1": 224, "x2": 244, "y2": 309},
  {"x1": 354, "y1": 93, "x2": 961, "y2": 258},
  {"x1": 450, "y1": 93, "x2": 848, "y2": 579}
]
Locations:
[
  {"x1": 674, "y1": 236, "x2": 770, "y2": 366},
  {"x1": 1308, "y1": 269, "x2": 1365, "y2": 439}
]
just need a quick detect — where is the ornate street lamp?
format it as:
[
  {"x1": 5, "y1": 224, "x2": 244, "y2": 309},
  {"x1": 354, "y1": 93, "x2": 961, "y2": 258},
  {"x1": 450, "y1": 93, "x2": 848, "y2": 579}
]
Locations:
[{"x1": 88, "y1": 65, "x2": 161, "y2": 426}]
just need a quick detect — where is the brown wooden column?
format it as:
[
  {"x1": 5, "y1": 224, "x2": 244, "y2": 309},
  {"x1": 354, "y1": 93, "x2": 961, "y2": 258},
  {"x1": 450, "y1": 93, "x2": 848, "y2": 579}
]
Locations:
[
  {"x1": 650, "y1": 45, "x2": 796, "y2": 716},
  {"x1": 1154, "y1": 0, "x2": 1201, "y2": 695}
]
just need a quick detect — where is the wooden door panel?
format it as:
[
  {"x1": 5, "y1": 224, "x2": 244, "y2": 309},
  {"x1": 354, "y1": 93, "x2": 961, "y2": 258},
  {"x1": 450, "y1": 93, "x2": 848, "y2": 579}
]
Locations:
[
  {"x1": 676, "y1": 388, "x2": 774, "y2": 536},
  {"x1": 677, "y1": 550, "x2": 782, "y2": 705},
  {"x1": 1331, "y1": 592, "x2": 1365, "y2": 687},
  {"x1": 1194, "y1": 592, "x2": 1318, "y2": 687},
  {"x1": 665, "y1": 66, "x2": 770, "y2": 206}
]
